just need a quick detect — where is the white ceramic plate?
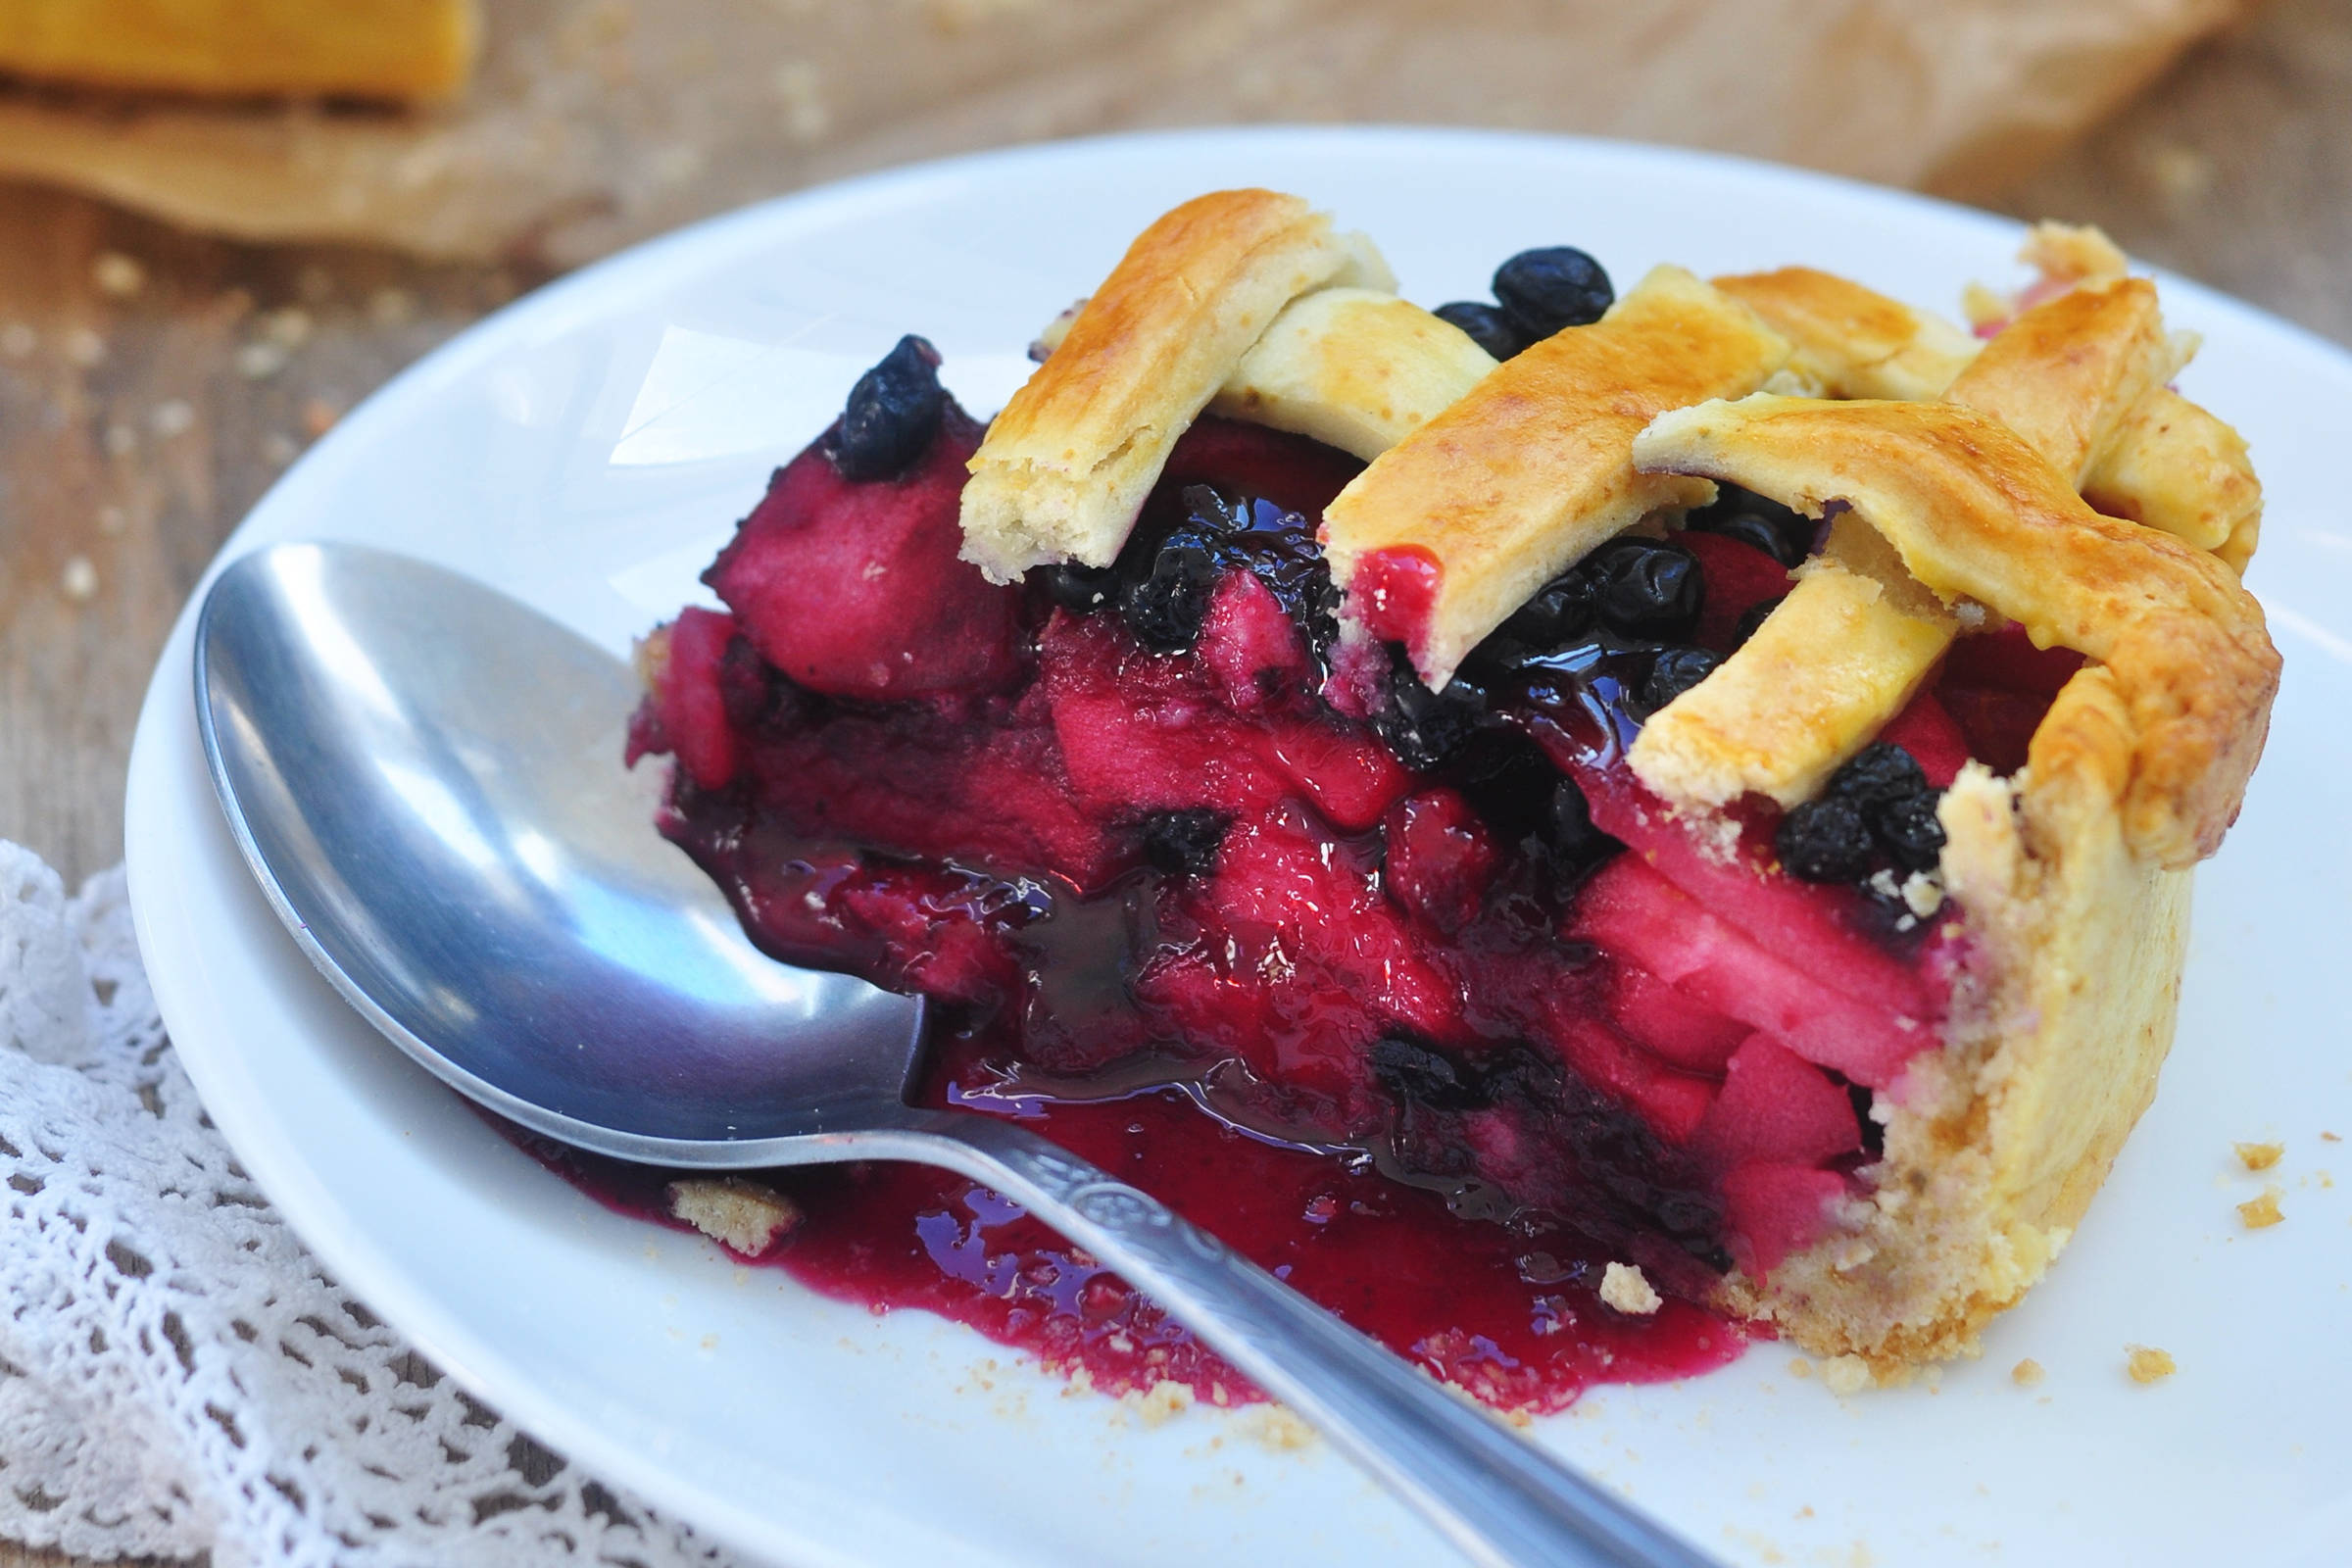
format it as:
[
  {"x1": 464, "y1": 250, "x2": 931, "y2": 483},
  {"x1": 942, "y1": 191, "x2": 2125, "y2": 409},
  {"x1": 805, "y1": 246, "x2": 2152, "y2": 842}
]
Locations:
[{"x1": 125, "y1": 128, "x2": 2352, "y2": 1568}]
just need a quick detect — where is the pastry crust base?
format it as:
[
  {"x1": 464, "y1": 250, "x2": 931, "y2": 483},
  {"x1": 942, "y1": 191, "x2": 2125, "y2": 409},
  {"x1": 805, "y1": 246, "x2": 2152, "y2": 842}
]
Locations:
[{"x1": 1735, "y1": 689, "x2": 2189, "y2": 1375}]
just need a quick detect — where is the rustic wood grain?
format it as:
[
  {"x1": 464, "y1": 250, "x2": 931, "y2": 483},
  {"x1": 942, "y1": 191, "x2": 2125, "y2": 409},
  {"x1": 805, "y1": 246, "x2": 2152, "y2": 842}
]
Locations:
[
  {"x1": 0, "y1": 194, "x2": 528, "y2": 891},
  {"x1": 2, "y1": 0, "x2": 2346, "y2": 1561}
]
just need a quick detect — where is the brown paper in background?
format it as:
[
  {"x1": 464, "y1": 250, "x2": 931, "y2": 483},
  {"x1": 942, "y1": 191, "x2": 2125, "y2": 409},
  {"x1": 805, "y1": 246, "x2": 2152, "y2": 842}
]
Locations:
[{"x1": 0, "y1": 0, "x2": 2255, "y2": 269}]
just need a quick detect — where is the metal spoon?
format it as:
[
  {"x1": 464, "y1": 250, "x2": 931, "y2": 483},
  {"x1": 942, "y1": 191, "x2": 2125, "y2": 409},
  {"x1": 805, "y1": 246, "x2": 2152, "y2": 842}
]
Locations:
[{"x1": 195, "y1": 540, "x2": 1717, "y2": 1568}]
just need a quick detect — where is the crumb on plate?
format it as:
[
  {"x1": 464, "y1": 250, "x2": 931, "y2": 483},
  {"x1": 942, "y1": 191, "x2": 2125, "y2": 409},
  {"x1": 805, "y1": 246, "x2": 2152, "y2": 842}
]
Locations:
[
  {"x1": 666, "y1": 1176, "x2": 803, "y2": 1257},
  {"x1": 1599, "y1": 1260, "x2": 1662, "y2": 1315}
]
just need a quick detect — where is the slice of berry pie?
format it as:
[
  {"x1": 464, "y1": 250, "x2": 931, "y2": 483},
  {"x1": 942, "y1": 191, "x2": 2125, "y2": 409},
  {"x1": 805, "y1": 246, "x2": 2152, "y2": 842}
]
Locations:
[{"x1": 628, "y1": 190, "x2": 2278, "y2": 1386}]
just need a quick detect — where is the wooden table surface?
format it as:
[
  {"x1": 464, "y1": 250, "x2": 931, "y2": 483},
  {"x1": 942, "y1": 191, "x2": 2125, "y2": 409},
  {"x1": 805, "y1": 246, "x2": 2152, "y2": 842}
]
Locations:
[{"x1": 3, "y1": 0, "x2": 2347, "y2": 1562}]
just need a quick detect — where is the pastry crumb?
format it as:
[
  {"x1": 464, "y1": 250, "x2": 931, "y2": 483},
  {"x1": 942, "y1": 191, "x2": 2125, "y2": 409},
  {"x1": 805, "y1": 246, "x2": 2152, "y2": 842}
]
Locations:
[
  {"x1": 2322, "y1": 1131, "x2": 2341, "y2": 1143},
  {"x1": 2234, "y1": 1141, "x2": 2284, "y2": 1171},
  {"x1": 1788, "y1": 1356, "x2": 1812, "y2": 1380},
  {"x1": 1822, "y1": 1354, "x2": 1872, "y2": 1396},
  {"x1": 1235, "y1": 1403, "x2": 1317, "y2": 1451},
  {"x1": 2010, "y1": 1357, "x2": 2044, "y2": 1388},
  {"x1": 2237, "y1": 1186, "x2": 2284, "y2": 1229},
  {"x1": 1122, "y1": 1380, "x2": 1194, "y2": 1427},
  {"x1": 2125, "y1": 1345, "x2": 2176, "y2": 1385},
  {"x1": 1898, "y1": 870, "x2": 1944, "y2": 917},
  {"x1": 1598, "y1": 1261, "x2": 1661, "y2": 1315},
  {"x1": 666, "y1": 1176, "x2": 802, "y2": 1257}
]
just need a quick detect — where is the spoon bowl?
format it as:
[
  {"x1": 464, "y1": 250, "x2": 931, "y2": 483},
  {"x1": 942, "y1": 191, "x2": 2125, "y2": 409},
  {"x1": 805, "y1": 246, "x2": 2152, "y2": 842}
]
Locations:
[
  {"x1": 195, "y1": 539, "x2": 1716, "y2": 1568},
  {"x1": 197, "y1": 541, "x2": 926, "y2": 1159}
]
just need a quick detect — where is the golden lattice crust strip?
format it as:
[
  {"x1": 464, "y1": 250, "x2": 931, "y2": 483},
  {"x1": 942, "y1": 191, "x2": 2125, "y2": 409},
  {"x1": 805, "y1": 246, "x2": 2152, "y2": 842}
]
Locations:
[
  {"x1": 1634, "y1": 394, "x2": 2279, "y2": 868},
  {"x1": 1207, "y1": 289, "x2": 1497, "y2": 462},
  {"x1": 1630, "y1": 516, "x2": 1955, "y2": 810},
  {"x1": 1630, "y1": 271, "x2": 2219, "y2": 815},
  {"x1": 959, "y1": 189, "x2": 1392, "y2": 583},
  {"x1": 1720, "y1": 260, "x2": 2262, "y2": 571},
  {"x1": 2083, "y1": 388, "x2": 2261, "y2": 561},
  {"x1": 1941, "y1": 277, "x2": 2183, "y2": 485},
  {"x1": 1321, "y1": 265, "x2": 1788, "y2": 689},
  {"x1": 1713, "y1": 268, "x2": 1980, "y2": 401}
]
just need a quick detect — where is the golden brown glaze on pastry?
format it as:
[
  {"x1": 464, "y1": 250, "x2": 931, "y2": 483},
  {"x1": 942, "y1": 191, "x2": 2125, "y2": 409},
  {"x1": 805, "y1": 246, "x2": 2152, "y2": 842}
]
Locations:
[
  {"x1": 2083, "y1": 387, "x2": 2262, "y2": 564},
  {"x1": 1208, "y1": 288, "x2": 1497, "y2": 461},
  {"x1": 1631, "y1": 516, "x2": 1955, "y2": 810},
  {"x1": 1320, "y1": 265, "x2": 1788, "y2": 689},
  {"x1": 1631, "y1": 270, "x2": 2227, "y2": 817},
  {"x1": 1714, "y1": 267, "x2": 1979, "y2": 401},
  {"x1": 1942, "y1": 277, "x2": 2181, "y2": 485},
  {"x1": 960, "y1": 189, "x2": 1390, "y2": 583},
  {"x1": 1633, "y1": 393, "x2": 2279, "y2": 868}
]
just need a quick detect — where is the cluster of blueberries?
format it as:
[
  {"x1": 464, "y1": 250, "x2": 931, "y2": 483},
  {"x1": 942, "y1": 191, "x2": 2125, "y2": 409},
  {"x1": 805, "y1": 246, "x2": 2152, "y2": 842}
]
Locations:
[
  {"x1": 1775, "y1": 743, "x2": 1947, "y2": 888},
  {"x1": 1434, "y1": 246, "x2": 1617, "y2": 360},
  {"x1": 1043, "y1": 483, "x2": 1340, "y2": 658},
  {"x1": 1371, "y1": 483, "x2": 1815, "y2": 777}
]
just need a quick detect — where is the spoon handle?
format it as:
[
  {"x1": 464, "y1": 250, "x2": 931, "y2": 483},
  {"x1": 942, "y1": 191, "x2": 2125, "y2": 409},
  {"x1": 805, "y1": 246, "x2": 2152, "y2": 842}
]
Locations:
[{"x1": 904, "y1": 1109, "x2": 1719, "y2": 1568}]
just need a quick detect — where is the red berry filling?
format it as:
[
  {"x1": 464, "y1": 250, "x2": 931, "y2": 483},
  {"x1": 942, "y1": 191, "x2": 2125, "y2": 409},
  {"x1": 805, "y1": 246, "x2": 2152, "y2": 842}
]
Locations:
[{"x1": 624, "y1": 403, "x2": 2027, "y2": 1410}]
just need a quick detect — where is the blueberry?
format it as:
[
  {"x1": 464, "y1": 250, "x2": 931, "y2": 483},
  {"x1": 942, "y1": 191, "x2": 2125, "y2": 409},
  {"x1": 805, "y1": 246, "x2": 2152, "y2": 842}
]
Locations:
[
  {"x1": 1045, "y1": 560, "x2": 1120, "y2": 615},
  {"x1": 1374, "y1": 654, "x2": 1488, "y2": 770},
  {"x1": 1179, "y1": 483, "x2": 1252, "y2": 535},
  {"x1": 1871, "y1": 791, "x2": 1946, "y2": 873},
  {"x1": 1689, "y1": 485, "x2": 1812, "y2": 565},
  {"x1": 1641, "y1": 647, "x2": 1720, "y2": 712},
  {"x1": 1434, "y1": 300, "x2": 1527, "y2": 360},
  {"x1": 1733, "y1": 595, "x2": 1784, "y2": 649},
  {"x1": 1590, "y1": 538, "x2": 1703, "y2": 640},
  {"x1": 1370, "y1": 1036, "x2": 1489, "y2": 1112},
  {"x1": 1495, "y1": 567, "x2": 1601, "y2": 655},
  {"x1": 831, "y1": 334, "x2": 945, "y2": 481},
  {"x1": 1544, "y1": 776, "x2": 1609, "y2": 864},
  {"x1": 1776, "y1": 798, "x2": 1878, "y2": 883},
  {"x1": 1120, "y1": 525, "x2": 1222, "y2": 653},
  {"x1": 1824, "y1": 742, "x2": 1929, "y2": 811},
  {"x1": 1453, "y1": 737, "x2": 1561, "y2": 842},
  {"x1": 1138, "y1": 808, "x2": 1230, "y2": 878},
  {"x1": 1693, "y1": 510, "x2": 1807, "y2": 568},
  {"x1": 1493, "y1": 247, "x2": 1614, "y2": 339}
]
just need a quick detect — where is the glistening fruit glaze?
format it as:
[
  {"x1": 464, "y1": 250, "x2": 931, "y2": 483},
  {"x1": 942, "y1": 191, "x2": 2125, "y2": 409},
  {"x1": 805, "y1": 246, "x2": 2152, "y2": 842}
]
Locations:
[{"x1": 611, "y1": 321, "x2": 2067, "y2": 1411}]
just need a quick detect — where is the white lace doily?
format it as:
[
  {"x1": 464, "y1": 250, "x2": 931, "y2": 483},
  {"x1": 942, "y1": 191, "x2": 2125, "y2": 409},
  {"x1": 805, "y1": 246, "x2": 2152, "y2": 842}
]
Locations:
[{"x1": 0, "y1": 842, "x2": 747, "y2": 1568}]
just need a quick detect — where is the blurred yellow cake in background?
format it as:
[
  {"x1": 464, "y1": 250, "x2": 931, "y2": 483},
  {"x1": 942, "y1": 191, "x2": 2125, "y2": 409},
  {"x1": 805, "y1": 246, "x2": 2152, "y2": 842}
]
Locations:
[{"x1": 0, "y1": 0, "x2": 478, "y2": 102}]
